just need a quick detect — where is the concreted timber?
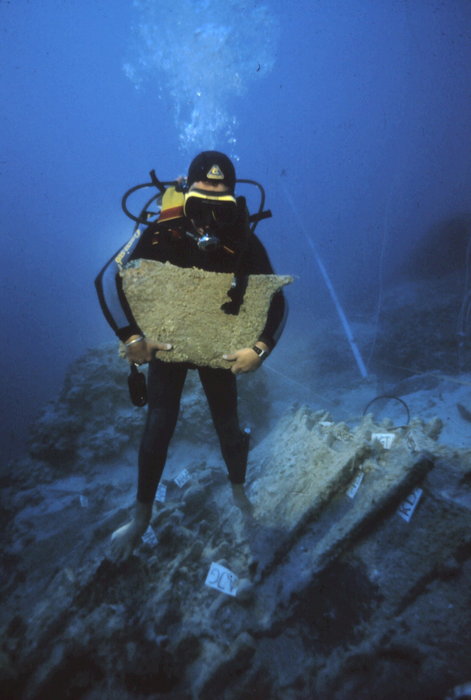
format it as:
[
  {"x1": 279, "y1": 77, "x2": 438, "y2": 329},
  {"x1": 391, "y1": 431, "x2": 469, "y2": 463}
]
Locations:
[{"x1": 245, "y1": 408, "x2": 436, "y2": 629}]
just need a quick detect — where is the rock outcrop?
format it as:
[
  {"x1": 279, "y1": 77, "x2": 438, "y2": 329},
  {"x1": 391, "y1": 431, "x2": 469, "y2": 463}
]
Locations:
[
  {"x1": 1, "y1": 344, "x2": 471, "y2": 699},
  {"x1": 27, "y1": 344, "x2": 272, "y2": 467}
]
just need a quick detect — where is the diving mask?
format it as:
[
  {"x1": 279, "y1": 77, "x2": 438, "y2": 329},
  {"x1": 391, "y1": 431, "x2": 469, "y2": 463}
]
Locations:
[{"x1": 183, "y1": 188, "x2": 238, "y2": 228}]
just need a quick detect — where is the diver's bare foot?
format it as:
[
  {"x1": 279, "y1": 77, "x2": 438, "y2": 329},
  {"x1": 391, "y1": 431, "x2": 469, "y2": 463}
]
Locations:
[
  {"x1": 231, "y1": 483, "x2": 254, "y2": 517},
  {"x1": 110, "y1": 500, "x2": 153, "y2": 562}
]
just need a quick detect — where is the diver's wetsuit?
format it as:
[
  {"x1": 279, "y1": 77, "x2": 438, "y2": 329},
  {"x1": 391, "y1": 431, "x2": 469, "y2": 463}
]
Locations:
[{"x1": 95, "y1": 201, "x2": 287, "y2": 503}]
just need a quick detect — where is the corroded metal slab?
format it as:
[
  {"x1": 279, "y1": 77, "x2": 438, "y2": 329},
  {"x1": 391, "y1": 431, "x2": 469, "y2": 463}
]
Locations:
[{"x1": 120, "y1": 259, "x2": 292, "y2": 368}]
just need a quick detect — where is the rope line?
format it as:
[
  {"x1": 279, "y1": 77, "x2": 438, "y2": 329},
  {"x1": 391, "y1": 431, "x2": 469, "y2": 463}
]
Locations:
[
  {"x1": 375, "y1": 359, "x2": 471, "y2": 387},
  {"x1": 264, "y1": 364, "x2": 355, "y2": 418}
]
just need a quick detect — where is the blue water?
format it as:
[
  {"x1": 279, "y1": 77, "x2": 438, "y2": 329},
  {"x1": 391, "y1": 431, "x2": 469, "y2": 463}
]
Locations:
[{"x1": 1, "y1": 0, "x2": 471, "y2": 465}]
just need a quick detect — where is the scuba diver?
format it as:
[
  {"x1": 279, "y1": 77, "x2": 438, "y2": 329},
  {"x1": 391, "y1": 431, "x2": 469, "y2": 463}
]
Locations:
[{"x1": 95, "y1": 151, "x2": 287, "y2": 562}]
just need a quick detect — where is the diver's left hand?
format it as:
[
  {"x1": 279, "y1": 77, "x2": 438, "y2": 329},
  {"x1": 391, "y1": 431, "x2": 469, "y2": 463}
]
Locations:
[{"x1": 222, "y1": 345, "x2": 268, "y2": 374}]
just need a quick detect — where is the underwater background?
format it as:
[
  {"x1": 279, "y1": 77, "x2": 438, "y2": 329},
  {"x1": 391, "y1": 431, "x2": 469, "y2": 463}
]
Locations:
[
  {"x1": 2, "y1": 0, "x2": 471, "y2": 463},
  {"x1": 2, "y1": 3, "x2": 471, "y2": 699}
]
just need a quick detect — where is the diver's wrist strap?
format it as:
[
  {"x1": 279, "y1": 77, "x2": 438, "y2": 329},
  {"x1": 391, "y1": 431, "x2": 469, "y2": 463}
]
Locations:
[{"x1": 252, "y1": 345, "x2": 269, "y2": 361}]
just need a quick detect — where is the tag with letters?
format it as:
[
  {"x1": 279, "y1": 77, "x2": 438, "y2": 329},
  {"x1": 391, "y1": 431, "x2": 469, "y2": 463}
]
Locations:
[
  {"x1": 205, "y1": 562, "x2": 239, "y2": 597},
  {"x1": 155, "y1": 484, "x2": 167, "y2": 503},
  {"x1": 142, "y1": 526, "x2": 158, "y2": 546},
  {"x1": 175, "y1": 469, "x2": 191, "y2": 488},
  {"x1": 347, "y1": 472, "x2": 364, "y2": 499},
  {"x1": 397, "y1": 487, "x2": 423, "y2": 522},
  {"x1": 372, "y1": 433, "x2": 395, "y2": 449}
]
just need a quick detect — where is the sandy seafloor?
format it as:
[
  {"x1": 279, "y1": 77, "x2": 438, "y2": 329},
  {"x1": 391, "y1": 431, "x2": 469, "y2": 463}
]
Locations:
[{"x1": 1, "y1": 272, "x2": 471, "y2": 700}]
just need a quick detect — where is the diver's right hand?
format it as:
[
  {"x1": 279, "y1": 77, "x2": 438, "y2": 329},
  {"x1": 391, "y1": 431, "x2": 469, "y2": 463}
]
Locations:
[{"x1": 125, "y1": 335, "x2": 172, "y2": 365}]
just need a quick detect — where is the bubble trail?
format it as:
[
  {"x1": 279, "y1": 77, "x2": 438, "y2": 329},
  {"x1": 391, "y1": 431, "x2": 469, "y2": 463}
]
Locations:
[{"x1": 124, "y1": 0, "x2": 279, "y2": 151}]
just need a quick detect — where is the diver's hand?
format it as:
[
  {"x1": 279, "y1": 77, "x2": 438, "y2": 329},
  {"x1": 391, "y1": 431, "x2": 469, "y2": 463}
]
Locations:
[
  {"x1": 125, "y1": 335, "x2": 172, "y2": 365},
  {"x1": 222, "y1": 345, "x2": 268, "y2": 375}
]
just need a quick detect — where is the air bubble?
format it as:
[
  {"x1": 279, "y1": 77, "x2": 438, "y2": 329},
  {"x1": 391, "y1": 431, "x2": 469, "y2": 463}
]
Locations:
[{"x1": 124, "y1": 0, "x2": 279, "y2": 151}]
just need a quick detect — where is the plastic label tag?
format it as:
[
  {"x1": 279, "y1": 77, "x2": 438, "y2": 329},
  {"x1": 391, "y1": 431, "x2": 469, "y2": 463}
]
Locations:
[
  {"x1": 205, "y1": 562, "x2": 239, "y2": 597},
  {"x1": 347, "y1": 472, "x2": 364, "y2": 499},
  {"x1": 174, "y1": 469, "x2": 190, "y2": 488},
  {"x1": 372, "y1": 433, "x2": 395, "y2": 449},
  {"x1": 142, "y1": 526, "x2": 158, "y2": 546},
  {"x1": 155, "y1": 484, "x2": 167, "y2": 503},
  {"x1": 319, "y1": 421, "x2": 334, "y2": 427},
  {"x1": 397, "y1": 487, "x2": 423, "y2": 522},
  {"x1": 80, "y1": 495, "x2": 89, "y2": 508}
]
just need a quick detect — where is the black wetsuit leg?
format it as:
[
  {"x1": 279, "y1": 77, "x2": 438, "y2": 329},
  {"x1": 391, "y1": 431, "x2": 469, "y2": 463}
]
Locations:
[
  {"x1": 197, "y1": 367, "x2": 248, "y2": 484},
  {"x1": 137, "y1": 360, "x2": 188, "y2": 504}
]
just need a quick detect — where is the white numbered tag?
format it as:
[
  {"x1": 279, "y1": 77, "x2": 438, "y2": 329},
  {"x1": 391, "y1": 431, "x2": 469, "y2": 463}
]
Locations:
[
  {"x1": 80, "y1": 495, "x2": 89, "y2": 508},
  {"x1": 174, "y1": 469, "x2": 190, "y2": 488},
  {"x1": 205, "y1": 562, "x2": 239, "y2": 597},
  {"x1": 372, "y1": 433, "x2": 395, "y2": 449},
  {"x1": 319, "y1": 421, "x2": 334, "y2": 427},
  {"x1": 397, "y1": 487, "x2": 423, "y2": 522},
  {"x1": 347, "y1": 472, "x2": 364, "y2": 499},
  {"x1": 142, "y1": 526, "x2": 158, "y2": 546},
  {"x1": 155, "y1": 484, "x2": 167, "y2": 503}
]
